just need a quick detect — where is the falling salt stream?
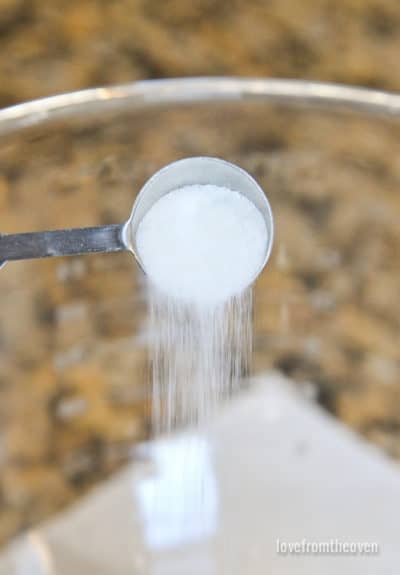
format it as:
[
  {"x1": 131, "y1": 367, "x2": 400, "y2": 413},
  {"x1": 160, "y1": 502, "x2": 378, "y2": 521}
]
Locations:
[{"x1": 147, "y1": 286, "x2": 253, "y2": 435}]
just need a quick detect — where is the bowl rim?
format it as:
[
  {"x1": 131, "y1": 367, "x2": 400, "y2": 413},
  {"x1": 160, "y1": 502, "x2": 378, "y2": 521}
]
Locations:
[{"x1": 0, "y1": 77, "x2": 400, "y2": 136}]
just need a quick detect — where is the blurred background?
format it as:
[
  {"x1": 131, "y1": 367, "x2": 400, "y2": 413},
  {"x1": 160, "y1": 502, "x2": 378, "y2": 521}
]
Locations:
[
  {"x1": 2, "y1": 0, "x2": 400, "y2": 106},
  {"x1": 0, "y1": 0, "x2": 400, "y2": 549}
]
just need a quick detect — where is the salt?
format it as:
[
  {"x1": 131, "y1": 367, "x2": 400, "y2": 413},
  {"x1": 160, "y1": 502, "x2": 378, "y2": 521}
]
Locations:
[
  {"x1": 136, "y1": 184, "x2": 268, "y2": 306},
  {"x1": 136, "y1": 184, "x2": 268, "y2": 432}
]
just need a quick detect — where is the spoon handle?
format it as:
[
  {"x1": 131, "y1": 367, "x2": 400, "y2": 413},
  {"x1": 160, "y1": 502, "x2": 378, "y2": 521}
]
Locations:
[{"x1": 0, "y1": 224, "x2": 126, "y2": 268}]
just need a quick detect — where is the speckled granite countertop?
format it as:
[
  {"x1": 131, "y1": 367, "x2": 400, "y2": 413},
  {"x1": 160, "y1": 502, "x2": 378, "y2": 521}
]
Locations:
[{"x1": 0, "y1": 0, "x2": 400, "y2": 547}]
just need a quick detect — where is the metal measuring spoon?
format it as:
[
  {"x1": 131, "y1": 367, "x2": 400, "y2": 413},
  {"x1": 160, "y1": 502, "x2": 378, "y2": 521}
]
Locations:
[{"x1": 0, "y1": 157, "x2": 274, "y2": 279}]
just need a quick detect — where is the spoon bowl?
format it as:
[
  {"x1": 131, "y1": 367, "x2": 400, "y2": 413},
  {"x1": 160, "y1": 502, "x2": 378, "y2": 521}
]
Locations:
[{"x1": 124, "y1": 156, "x2": 274, "y2": 280}]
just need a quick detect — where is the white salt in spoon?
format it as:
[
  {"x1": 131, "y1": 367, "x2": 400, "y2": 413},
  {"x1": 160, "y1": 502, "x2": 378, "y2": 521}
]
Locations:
[{"x1": 0, "y1": 157, "x2": 274, "y2": 283}]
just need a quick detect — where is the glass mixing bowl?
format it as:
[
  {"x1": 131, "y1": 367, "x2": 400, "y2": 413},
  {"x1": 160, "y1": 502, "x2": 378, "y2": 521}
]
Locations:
[{"x1": 0, "y1": 78, "x2": 399, "y2": 545}]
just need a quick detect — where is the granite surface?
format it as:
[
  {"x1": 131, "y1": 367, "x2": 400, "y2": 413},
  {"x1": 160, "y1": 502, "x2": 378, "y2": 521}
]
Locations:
[{"x1": 0, "y1": 0, "x2": 400, "y2": 548}]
